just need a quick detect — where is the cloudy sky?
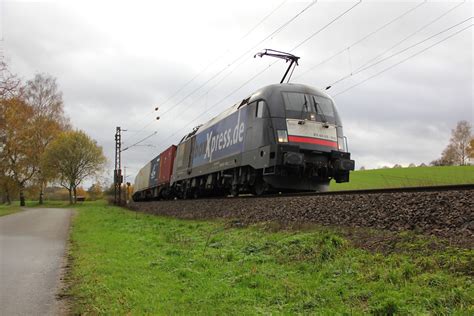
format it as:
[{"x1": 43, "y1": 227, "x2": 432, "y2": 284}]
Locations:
[{"x1": 2, "y1": 0, "x2": 473, "y2": 184}]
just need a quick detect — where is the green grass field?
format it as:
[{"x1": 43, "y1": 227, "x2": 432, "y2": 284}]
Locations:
[
  {"x1": 66, "y1": 201, "x2": 473, "y2": 314},
  {"x1": 331, "y1": 165, "x2": 474, "y2": 191}
]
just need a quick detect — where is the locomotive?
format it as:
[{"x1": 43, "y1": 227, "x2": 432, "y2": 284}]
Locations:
[{"x1": 132, "y1": 82, "x2": 355, "y2": 201}]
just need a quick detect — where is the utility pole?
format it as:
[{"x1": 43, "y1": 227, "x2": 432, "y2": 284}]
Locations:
[
  {"x1": 114, "y1": 107, "x2": 159, "y2": 205},
  {"x1": 126, "y1": 182, "x2": 131, "y2": 204},
  {"x1": 114, "y1": 127, "x2": 122, "y2": 205},
  {"x1": 123, "y1": 166, "x2": 127, "y2": 204}
]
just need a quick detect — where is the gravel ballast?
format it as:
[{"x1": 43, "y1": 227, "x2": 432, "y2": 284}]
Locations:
[{"x1": 129, "y1": 189, "x2": 474, "y2": 247}]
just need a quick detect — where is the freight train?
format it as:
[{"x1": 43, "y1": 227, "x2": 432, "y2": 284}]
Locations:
[{"x1": 132, "y1": 83, "x2": 355, "y2": 201}]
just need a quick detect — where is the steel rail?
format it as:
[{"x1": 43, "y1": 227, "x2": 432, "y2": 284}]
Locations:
[
  {"x1": 131, "y1": 184, "x2": 474, "y2": 203},
  {"x1": 229, "y1": 183, "x2": 474, "y2": 200}
]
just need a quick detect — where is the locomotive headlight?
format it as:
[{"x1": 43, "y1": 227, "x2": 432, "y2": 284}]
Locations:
[
  {"x1": 337, "y1": 136, "x2": 346, "y2": 152},
  {"x1": 277, "y1": 130, "x2": 288, "y2": 143}
]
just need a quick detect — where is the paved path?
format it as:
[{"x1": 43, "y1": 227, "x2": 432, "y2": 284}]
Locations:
[{"x1": 0, "y1": 208, "x2": 73, "y2": 316}]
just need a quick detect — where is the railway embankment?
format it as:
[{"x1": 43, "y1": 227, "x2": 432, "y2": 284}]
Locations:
[{"x1": 130, "y1": 187, "x2": 474, "y2": 248}]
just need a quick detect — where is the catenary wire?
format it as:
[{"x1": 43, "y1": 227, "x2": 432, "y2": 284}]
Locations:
[
  {"x1": 155, "y1": 0, "x2": 318, "y2": 119},
  {"x1": 291, "y1": 0, "x2": 361, "y2": 51},
  {"x1": 326, "y1": 17, "x2": 473, "y2": 88},
  {"x1": 163, "y1": 0, "x2": 362, "y2": 127},
  {"x1": 294, "y1": 0, "x2": 428, "y2": 80},
  {"x1": 124, "y1": 0, "x2": 289, "y2": 135},
  {"x1": 153, "y1": 1, "x2": 363, "y2": 148},
  {"x1": 354, "y1": 0, "x2": 466, "y2": 72},
  {"x1": 154, "y1": 61, "x2": 279, "y2": 146},
  {"x1": 332, "y1": 23, "x2": 473, "y2": 97},
  {"x1": 156, "y1": 0, "x2": 290, "y2": 118},
  {"x1": 121, "y1": 131, "x2": 158, "y2": 152},
  {"x1": 125, "y1": 0, "x2": 317, "y2": 144},
  {"x1": 156, "y1": 0, "x2": 289, "y2": 112}
]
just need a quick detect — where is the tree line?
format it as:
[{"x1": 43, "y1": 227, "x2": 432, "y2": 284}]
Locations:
[{"x1": 1, "y1": 61, "x2": 106, "y2": 205}]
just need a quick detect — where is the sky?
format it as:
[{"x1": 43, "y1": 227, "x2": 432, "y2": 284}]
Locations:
[{"x1": 1, "y1": 0, "x2": 473, "y2": 186}]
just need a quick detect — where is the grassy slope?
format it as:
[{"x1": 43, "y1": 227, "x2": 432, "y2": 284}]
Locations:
[
  {"x1": 331, "y1": 165, "x2": 474, "y2": 191},
  {"x1": 68, "y1": 202, "x2": 473, "y2": 315}
]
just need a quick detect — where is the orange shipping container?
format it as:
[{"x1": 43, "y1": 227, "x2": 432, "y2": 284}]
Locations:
[{"x1": 158, "y1": 145, "x2": 177, "y2": 185}]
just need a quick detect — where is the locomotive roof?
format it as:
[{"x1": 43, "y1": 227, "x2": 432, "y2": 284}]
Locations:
[
  {"x1": 184, "y1": 83, "x2": 334, "y2": 141},
  {"x1": 249, "y1": 83, "x2": 333, "y2": 102}
]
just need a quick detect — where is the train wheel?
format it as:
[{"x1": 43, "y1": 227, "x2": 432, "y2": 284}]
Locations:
[
  {"x1": 182, "y1": 189, "x2": 189, "y2": 200},
  {"x1": 315, "y1": 181, "x2": 330, "y2": 192},
  {"x1": 251, "y1": 178, "x2": 266, "y2": 196},
  {"x1": 230, "y1": 185, "x2": 239, "y2": 197}
]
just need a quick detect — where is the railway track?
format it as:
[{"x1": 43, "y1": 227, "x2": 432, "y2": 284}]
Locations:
[
  {"x1": 141, "y1": 183, "x2": 474, "y2": 201},
  {"x1": 129, "y1": 184, "x2": 473, "y2": 248},
  {"x1": 238, "y1": 183, "x2": 474, "y2": 200}
]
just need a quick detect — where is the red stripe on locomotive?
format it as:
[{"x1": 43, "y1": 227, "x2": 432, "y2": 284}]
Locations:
[{"x1": 287, "y1": 135, "x2": 338, "y2": 148}]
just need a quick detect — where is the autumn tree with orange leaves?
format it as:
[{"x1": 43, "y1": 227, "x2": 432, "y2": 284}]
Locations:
[
  {"x1": 468, "y1": 138, "x2": 474, "y2": 160},
  {"x1": 1, "y1": 61, "x2": 22, "y2": 204},
  {"x1": 1, "y1": 62, "x2": 69, "y2": 205},
  {"x1": 1, "y1": 97, "x2": 38, "y2": 205}
]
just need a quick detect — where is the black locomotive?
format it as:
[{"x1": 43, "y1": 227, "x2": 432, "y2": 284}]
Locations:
[{"x1": 133, "y1": 83, "x2": 355, "y2": 200}]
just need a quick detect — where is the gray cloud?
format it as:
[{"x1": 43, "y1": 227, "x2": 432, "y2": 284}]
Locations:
[{"x1": 3, "y1": 0, "x2": 472, "y2": 185}]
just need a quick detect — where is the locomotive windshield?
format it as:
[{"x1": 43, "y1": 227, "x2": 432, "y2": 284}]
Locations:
[{"x1": 282, "y1": 92, "x2": 338, "y2": 124}]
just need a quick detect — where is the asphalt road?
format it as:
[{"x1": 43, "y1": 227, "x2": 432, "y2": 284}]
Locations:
[{"x1": 0, "y1": 208, "x2": 73, "y2": 316}]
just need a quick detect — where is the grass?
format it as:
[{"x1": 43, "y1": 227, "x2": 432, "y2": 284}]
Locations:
[
  {"x1": 66, "y1": 201, "x2": 474, "y2": 314},
  {"x1": 0, "y1": 199, "x2": 87, "y2": 216},
  {"x1": 0, "y1": 203, "x2": 22, "y2": 217},
  {"x1": 331, "y1": 165, "x2": 474, "y2": 191},
  {"x1": 25, "y1": 200, "x2": 73, "y2": 208}
]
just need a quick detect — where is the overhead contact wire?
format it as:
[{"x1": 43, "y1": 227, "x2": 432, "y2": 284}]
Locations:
[
  {"x1": 155, "y1": 0, "x2": 363, "y2": 147},
  {"x1": 355, "y1": 0, "x2": 466, "y2": 71},
  {"x1": 290, "y1": 0, "x2": 362, "y2": 52},
  {"x1": 326, "y1": 17, "x2": 473, "y2": 88},
  {"x1": 156, "y1": 0, "x2": 318, "y2": 119},
  {"x1": 295, "y1": 0, "x2": 428, "y2": 79},
  {"x1": 332, "y1": 23, "x2": 473, "y2": 97},
  {"x1": 126, "y1": 0, "x2": 315, "y2": 144}
]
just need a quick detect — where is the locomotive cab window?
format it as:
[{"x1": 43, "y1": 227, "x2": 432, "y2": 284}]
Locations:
[
  {"x1": 312, "y1": 95, "x2": 334, "y2": 117},
  {"x1": 255, "y1": 100, "x2": 268, "y2": 118},
  {"x1": 282, "y1": 92, "x2": 337, "y2": 124}
]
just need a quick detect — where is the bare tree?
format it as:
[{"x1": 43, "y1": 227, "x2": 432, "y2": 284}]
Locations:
[
  {"x1": 440, "y1": 144, "x2": 457, "y2": 165},
  {"x1": 0, "y1": 60, "x2": 20, "y2": 98},
  {"x1": 450, "y1": 120, "x2": 472, "y2": 165},
  {"x1": 22, "y1": 74, "x2": 69, "y2": 127},
  {"x1": 433, "y1": 121, "x2": 473, "y2": 166},
  {"x1": 22, "y1": 74, "x2": 70, "y2": 204}
]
